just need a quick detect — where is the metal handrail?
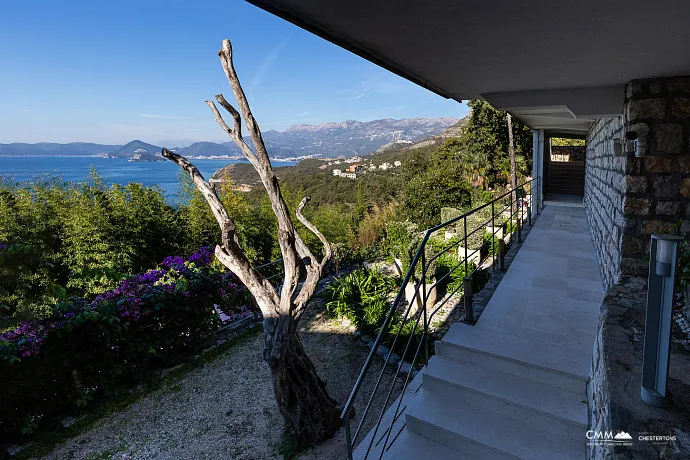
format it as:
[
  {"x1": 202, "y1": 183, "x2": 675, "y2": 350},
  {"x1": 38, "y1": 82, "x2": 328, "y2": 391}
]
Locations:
[{"x1": 342, "y1": 178, "x2": 540, "y2": 459}]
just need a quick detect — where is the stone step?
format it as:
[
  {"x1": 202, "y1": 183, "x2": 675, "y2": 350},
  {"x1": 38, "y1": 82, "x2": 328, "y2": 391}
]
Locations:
[
  {"x1": 405, "y1": 389, "x2": 585, "y2": 459},
  {"x1": 435, "y1": 322, "x2": 589, "y2": 392},
  {"x1": 422, "y1": 355, "x2": 588, "y2": 440},
  {"x1": 352, "y1": 372, "x2": 424, "y2": 460},
  {"x1": 382, "y1": 431, "x2": 470, "y2": 459}
]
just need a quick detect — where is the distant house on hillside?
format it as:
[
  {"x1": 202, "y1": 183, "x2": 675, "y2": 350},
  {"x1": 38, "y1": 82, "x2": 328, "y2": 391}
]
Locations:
[
  {"x1": 346, "y1": 163, "x2": 363, "y2": 173},
  {"x1": 394, "y1": 160, "x2": 402, "y2": 167},
  {"x1": 378, "y1": 162, "x2": 391, "y2": 170},
  {"x1": 332, "y1": 169, "x2": 342, "y2": 176},
  {"x1": 341, "y1": 172, "x2": 356, "y2": 179}
]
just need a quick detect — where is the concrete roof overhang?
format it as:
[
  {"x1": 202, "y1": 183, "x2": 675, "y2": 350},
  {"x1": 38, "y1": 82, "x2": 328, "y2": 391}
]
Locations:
[{"x1": 247, "y1": 0, "x2": 690, "y2": 134}]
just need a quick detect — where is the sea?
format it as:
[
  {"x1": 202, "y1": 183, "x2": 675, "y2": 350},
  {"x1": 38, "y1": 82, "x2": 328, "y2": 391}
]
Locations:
[{"x1": 0, "y1": 156, "x2": 297, "y2": 201}]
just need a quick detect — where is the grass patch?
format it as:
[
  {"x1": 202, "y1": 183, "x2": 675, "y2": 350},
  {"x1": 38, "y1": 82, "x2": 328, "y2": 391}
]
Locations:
[{"x1": 10, "y1": 325, "x2": 263, "y2": 460}]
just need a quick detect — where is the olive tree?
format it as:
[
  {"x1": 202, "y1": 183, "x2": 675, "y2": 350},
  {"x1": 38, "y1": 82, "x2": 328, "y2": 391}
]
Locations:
[{"x1": 162, "y1": 39, "x2": 341, "y2": 446}]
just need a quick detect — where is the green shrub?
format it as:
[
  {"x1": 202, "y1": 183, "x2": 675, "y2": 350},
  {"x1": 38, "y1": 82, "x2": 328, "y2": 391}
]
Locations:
[
  {"x1": 387, "y1": 318, "x2": 423, "y2": 361},
  {"x1": 454, "y1": 204, "x2": 493, "y2": 250},
  {"x1": 483, "y1": 231, "x2": 501, "y2": 257},
  {"x1": 322, "y1": 268, "x2": 397, "y2": 335},
  {"x1": 322, "y1": 268, "x2": 430, "y2": 362},
  {"x1": 383, "y1": 221, "x2": 419, "y2": 265},
  {"x1": 435, "y1": 249, "x2": 491, "y2": 296},
  {"x1": 0, "y1": 247, "x2": 249, "y2": 441},
  {"x1": 504, "y1": 219, "x2": 518, "y2": 235}
]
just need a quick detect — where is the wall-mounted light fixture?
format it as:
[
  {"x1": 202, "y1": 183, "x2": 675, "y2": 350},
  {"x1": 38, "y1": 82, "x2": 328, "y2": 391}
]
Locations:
[
  {"x1": 641, "y1": 234, "x2": 683, "y2": 407},
  {"x1": 626, "y1": 123, "x2": 649, "y2": 158}
]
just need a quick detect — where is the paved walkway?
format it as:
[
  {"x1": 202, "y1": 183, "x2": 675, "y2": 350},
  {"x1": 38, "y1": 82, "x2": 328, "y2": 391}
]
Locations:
[
  {"x1": 366, "y1": 203, "x2": 606, "y2": 459},
  {"x1": 477, "y1": 204, "x2": 604, "y2": 351}
]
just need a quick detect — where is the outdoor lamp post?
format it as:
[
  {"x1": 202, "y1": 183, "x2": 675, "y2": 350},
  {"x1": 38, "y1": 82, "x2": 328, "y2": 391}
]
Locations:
[{"x1": 641, "y1": 234, "x2": 683, "y2": 407}]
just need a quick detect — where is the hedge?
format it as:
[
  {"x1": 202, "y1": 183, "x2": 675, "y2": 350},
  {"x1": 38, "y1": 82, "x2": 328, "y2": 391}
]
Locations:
[{"x1": 0, "y1": 247, "x2": 252, "y2": 440}]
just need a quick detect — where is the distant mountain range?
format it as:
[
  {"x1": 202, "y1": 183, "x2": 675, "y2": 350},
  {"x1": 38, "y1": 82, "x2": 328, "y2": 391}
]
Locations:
[
  {"x1": 0, "y1": 142, "x2": 121, "y2": 157},
  {"x1": 0, "y1": 117, "x2": 459, "y2": 160}
]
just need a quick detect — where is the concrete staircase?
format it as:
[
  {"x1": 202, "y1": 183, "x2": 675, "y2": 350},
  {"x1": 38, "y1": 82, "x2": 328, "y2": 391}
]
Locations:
[{"x1": 356, "y1": 322, "x2": 589, "y2": 459}]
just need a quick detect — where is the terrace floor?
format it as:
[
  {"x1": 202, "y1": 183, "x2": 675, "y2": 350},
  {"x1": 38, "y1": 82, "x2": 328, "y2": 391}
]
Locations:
[
  {"x1": 363, "y1": 203, "x2": 605, "y2": 459},
  {"x1": 477, "y1": 204, "x2": 604, "y2": 351}
]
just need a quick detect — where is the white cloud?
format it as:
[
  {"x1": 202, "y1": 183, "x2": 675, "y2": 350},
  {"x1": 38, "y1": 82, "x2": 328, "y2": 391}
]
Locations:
[
  {"x1": 248, "y1": 38, "x2": 289, "y2": 95},
  {"x1": 339, "y1": 93, "x2": 366, "y2": 101},
  {"x1": 338, "y1": 77, "x2": 407, "y2": 101},
  {"x1": 140, "y1": 113, "x2": 190, "y2": 120}
]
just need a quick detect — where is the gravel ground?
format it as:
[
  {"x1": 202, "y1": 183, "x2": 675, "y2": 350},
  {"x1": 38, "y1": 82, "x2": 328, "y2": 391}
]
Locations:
[{"x1": 41, "y1": 308, "x2": 402, "y2": 460}]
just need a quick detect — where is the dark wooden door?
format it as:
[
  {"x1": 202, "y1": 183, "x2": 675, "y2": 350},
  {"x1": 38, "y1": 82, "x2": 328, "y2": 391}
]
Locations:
[{"x1": 548, "y1": 161, "x2": 585, "y2": 195}]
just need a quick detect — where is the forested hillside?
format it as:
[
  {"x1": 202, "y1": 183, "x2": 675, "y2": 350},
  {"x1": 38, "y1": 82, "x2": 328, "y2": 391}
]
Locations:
[{"x1": 0, "y1": 101, "x2": 530, "y2": 329}]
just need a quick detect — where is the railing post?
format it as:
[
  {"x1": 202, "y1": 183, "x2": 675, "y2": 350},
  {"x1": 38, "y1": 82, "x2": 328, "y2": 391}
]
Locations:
[
  {"x1": 517, "y1": 215, "x2": 522, "y2": 243},
  {"x1": 499, "y1": 238, "x2": 506, "y2": 271},
  {"x1": 345, "y1": 410, "x2": 353, "y2": 460},
  {"x1": 463, "y1": 276, "x2": 474, "y2": 323},
  {"x1": 491, "y1": 201, "x2": 495, "y2": 268},
  {"x1": 421, "y1": 248, "x2": 429, "y2": 366},
  {"x1": 463, "y1": 216, "x2": 468, "y2": 275},
  {"x1": 527, "y1": 203, "x2": 532, "y2": 227}
]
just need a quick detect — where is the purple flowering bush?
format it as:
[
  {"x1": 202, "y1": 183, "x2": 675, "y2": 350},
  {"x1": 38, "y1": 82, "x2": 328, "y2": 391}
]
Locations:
[{"x1": 0, "y1": 246, "x2": 254, "y2": 440}]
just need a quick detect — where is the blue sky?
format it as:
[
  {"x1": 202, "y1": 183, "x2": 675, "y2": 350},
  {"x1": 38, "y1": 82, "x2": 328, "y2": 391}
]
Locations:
[{"x1": 0, "y1": 0, "x2": 467, "y2": 145}]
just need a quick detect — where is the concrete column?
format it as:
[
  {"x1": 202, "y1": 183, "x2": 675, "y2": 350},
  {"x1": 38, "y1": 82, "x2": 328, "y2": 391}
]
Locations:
[{"x1": 532, "y1": 129, "x2": 545, "y2": 213}]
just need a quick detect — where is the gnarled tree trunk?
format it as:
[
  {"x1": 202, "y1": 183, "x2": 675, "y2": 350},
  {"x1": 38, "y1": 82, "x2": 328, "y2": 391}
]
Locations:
[
  {"x1": 269, "y1": 319, "x2": 342, "y2": 445},
  {"x1": 162, "y1": 39, "x2": 341, "y2": 447}
]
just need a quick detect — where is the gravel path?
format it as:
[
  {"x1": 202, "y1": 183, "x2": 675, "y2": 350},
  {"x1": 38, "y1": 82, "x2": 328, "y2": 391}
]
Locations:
[{"x1": 42, "y1": 309, "x2": 402, "y2": 460}]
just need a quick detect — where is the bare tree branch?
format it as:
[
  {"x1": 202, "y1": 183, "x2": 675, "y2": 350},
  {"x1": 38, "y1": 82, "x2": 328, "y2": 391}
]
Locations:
[
  {"x1": 205, "y1": 100, "x2": 233, "y2": 136},
  {"x1": 161, "y1": 148, "x2": 232, "y2": 231},
  {"x1": 205, "y1": 100, "x2": 260, "y2": 168},
  {"x1": 293, "y1": 197, "x2": 333, "y2": 318},
  {"x1": 161, "y1": 148, "x2": 279, "y2": 315},
  {"x1": 217, "y1": 39, "x2": 271, "y2": 165},
  {"x1": 215, "y1": 94, "x2": 243, "y2": 138},
  {"x1": 296, "y1": 197, "x2": 333, "y2": 266}
]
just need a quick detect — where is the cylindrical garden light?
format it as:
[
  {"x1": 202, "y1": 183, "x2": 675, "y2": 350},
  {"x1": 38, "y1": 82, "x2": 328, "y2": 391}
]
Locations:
[{"x1": 641, "y1": 234, "x2": 683, "y2": 407}]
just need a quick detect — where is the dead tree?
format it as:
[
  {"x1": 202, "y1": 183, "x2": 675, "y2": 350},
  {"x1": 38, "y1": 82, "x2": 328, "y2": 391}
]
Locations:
[{"x1": 161, "y1": 39, "x2": 341, "y2": 446}]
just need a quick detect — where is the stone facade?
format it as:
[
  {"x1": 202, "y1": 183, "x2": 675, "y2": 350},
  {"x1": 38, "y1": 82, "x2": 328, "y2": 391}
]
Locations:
[
  {"x1": 584, "y1": 76, "x2": 690, "y2": 287},
  {"x1": 588, "y1": 298, "x2": 612, "y2": 460},
  {"x1": 588, "y1": 276, "x2": 690, "y2": 459},
  {"x1": 620, "y1": 76, "x2": 690, "y2": 277},
  {"x1": 584, "y1": 117, "x2": 626, "y2": 288}
]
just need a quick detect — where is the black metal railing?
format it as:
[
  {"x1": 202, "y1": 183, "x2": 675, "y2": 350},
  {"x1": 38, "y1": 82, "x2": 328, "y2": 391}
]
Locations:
[{"x1": 342, "y1": 177, "x2": 541, "y2": 459}]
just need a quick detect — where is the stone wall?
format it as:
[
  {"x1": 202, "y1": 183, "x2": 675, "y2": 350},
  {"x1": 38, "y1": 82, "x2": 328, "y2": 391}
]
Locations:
[
  {"x1": 588, "y1": 276, "x2": 690, "y2": 459},
  {"x1": 584, "y1": 117, "x2": 626, "y2": 288},
  {"x1": 584, "y1": 75, "x2": 690, "y2": 286},
  {"x1": 621, "y1": 76, "x2": 690, "y2": 277}
]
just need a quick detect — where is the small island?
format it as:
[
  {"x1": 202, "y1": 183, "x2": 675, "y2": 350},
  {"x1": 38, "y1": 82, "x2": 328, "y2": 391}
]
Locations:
[{"x1": 128, "y1": 149, "x2": 164, "y2": 162}]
